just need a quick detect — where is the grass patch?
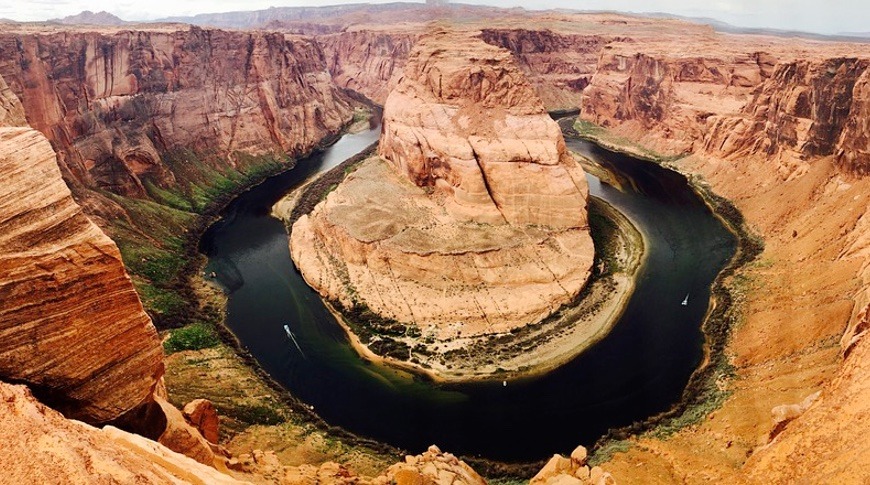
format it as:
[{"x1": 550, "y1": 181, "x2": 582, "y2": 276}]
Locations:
[
  {"x1": 572, "y1": 119, "x2": 679, "y2": 163},
  {"x1": 589, "y1": 440, "x2": 631, "y2": 466},
  {"x1": 221, "y1": 403, "x2": 285, "y2": 426},
  {"x1": 164, "y1": 323, "x2": 220, "y2": 354},
  {"x1": 102, "y1": 148, "x2": 305, "y2": 329}
]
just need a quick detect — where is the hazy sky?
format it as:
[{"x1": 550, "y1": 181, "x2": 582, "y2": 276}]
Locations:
[{"x1": 1, "y1": 0, "x2": 866, "y2": 35}]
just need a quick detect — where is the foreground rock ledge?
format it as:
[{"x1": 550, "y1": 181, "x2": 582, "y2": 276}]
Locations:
[{"x1": 290, "y1": 30, "x2": 595, "y2": 378}]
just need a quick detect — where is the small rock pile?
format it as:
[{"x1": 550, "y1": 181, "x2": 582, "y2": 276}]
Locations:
[{"x1": 530, "y1": 446, "x2": 615, "y2": 485}]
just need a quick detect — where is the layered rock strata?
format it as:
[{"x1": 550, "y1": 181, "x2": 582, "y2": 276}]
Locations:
[
  {"x1": 0, "y1": 27, "x2": 354, "y2": 220},
  {"x1": 0, "y1": 76, "x2": 223, "y2": 475},
  {"x1": 0, "y1": 81, "x2": 162, "y2": 423},
  {"x1": 569, "y1": 29, "x2": 870, "y2": 483},
  {"x1": 291, "y1": 30, "x2": 593, "y2": 371},
  {"x1": 317, "y1": 30, "x2": 417, "y2": 104}
]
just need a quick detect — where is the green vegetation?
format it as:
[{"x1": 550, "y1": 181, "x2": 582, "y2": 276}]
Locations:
[
  {"x1": 221, "y1": 402, "x2": 285, "y2": 426},
  {"x1": 587, "y1": 198, "x2": 625, "y2": 273},
  {"x1": 106, "y1": 148, "x2": 296, "y2": 329},
  {"x1": 164, "y1": 322, "x2": 220, "y2": 354},
  {"x1": 573, "y1": 119, "x2": 680, "y2": 163},
  {"x1": 589, "y1": 440, "x2": 632, "y2": 466}
]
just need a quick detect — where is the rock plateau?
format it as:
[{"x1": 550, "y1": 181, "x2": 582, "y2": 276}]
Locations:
[{"x1": 290, "y1": 30, "x2": 594, "y2": 374}]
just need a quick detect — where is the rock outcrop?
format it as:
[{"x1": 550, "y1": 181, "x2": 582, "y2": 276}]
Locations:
[
  {"x1": 480, "y1": 29, "x2": 612, "y2": 110},
  {"x1": 377, "y1": 445, "x2": 486, "y2": 485},
  {"x1": 0, "y1": 78, "x2": 163, "y2": 424},
  {"x1": 705, "y1": 58, "x2": 870, "y2": 176},
  {"x1": 317, "y1": 30, "x2": 417, "y2": 104},
  {"x1": 0, "y1": 381, "x2": 244, "y2": 484},
  {"x1": 378, "y1": 30, "x2": 590, "y2": 229},
  {"x1": 291, "y1": 30, "x2": 593, "y2": 375},
  {"x1": 184, "y1": 398, "x2": 220, "y2": 444},
  {"x1": 0, "y1": 76, "x2": 223, "y2": 475},
  {"x1": 581, "y1": 49, "x2": 773, "y2": 154},
  {"x1": 530, "y1": 446, "x2": 614, "y2": 485}
]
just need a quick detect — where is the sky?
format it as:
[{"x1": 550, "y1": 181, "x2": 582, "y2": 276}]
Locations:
[{"x1": 1, "y1": 0, "x2": 866, "y2": 35}]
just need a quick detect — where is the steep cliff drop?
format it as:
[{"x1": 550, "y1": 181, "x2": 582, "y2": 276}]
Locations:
[
  {"x1": 0, "y1": 74, "x2": 163, "y2": 424},
  {"x1": 0, "y1": 26, "x2": 354, "y2": 224},
  {"x1": 575, "y1": 40, "x2": 870, "y2": 483},
  {"x1": 0, "y1": 73, "x2": 233, "y2": 479},
  {"x1": 290, "y1": 30, "x2": 595, "y2": 379}
]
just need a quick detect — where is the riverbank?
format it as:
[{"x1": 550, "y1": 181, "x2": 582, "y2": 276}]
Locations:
[
  {"x1": 276, "y1": 153, "x2": 646, "y2": 383},
  {"x1": 563, "y1": 119, "x2": 764, "y2": 464},
  {"x1": 158, "y1": 114, "x2": 409, "y2": 476}
]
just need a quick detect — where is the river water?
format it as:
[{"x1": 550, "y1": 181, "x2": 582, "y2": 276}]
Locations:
[{"x1": 200, "y1": 125, "x2": 735, "y2": 463}]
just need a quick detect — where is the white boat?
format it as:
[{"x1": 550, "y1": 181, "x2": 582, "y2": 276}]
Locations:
[
  {"x1": 681, "y1": 294, "x2": 689, "y2": 306},
  {"x1": 284, "y1": 324, "x2": 306, "y2": 358}
]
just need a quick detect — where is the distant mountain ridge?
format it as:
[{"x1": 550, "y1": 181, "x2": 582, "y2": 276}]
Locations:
[
  {"x1": 155, "y1": 2, "x2": 523, "y2": 29},
  {"x1": 51, "y1": 10, "x2": 127, "y2": 26}
]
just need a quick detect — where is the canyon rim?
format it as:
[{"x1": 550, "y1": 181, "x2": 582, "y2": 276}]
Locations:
[{"x1": 0, "y1": 3, "x2": 868, "y2": 484}]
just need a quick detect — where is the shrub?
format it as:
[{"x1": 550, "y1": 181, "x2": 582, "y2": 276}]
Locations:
[{"x1": 164, "y1": 323, "x2": 220, "y2": 354}]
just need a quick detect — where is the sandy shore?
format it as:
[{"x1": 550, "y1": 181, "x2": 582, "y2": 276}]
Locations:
[{"x1": 275, "y1": 155, "x2": 646, "y2": 382}]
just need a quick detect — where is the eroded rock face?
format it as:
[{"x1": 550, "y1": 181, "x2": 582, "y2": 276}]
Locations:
[
  {"x1": 378, "y1": 445, "x2": 486, "y2": 485},
  {"x1": 0, "y1": 27, "x2": 353, "y2": 217},
  {"x1": 481, "y1": 29, "x2": 612, "y2": 110},
  {"x1": 379, "y1": 30, "x2": 590, "y2": 229},
  {"x1": 581, "y1": 49, "x2": 772, "y2": 154},
  {"x1": 318, "y1": 30, "x2": 417, "y2": 104},
  {"x1": 0, "y1": 119, "x2": 162, "y2": 423},
  {"x1": 291, "y1": 31, "x2": 593, "y2": 360},
  {"x1": 705, "y1": 58, "x2": 870, "y2": 176},
  {"x1": 184, "y1": 398, "x2": 220, "y2": 444},
  {"x1": 530, "y1": 446, "x2": 615, "y2": 485}
]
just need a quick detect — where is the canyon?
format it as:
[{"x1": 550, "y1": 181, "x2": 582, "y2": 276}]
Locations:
[{"x1": 0, "y1": 4, "x2": 868, "y2": 484}]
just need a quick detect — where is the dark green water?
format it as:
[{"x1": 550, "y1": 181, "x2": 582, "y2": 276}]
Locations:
[{"x1": 200, "y1": 126, "x2": 736, "y2": 463}]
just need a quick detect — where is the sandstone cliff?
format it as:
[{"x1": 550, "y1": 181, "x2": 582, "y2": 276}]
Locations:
[
  {"x1": 378, "y1": 30, "x2": 590, "y2": 229},
  {"x1": 0, "y1": 26, "x2": 354, "y2": 215},
  {"x1": 0, "y1": 81, "x2": 162, "y2": 423},
  {"x1": 317, "y1": 30, "x2": 417, "y2": 104},
  {"x1": 704, "y1": 58, "x2": 870, "y2": 176},
  {"x1": 317, "y1": 26, "x2": 617, "y2": 111},
  {"x1": 0, "y1": 74, "x2": 227, "y2": 477},
  {"x1": 480, "y1": 29, "x2": 612, "y2": 110},
  {"x1": 291, "y1": 30, "x2": 594, "y2": 376},
  {"x1": 581, "y1": 48, "x2": 774, "y2": 154},
  {"x1": 565, "y1": 23, "x2": 870, "y2": 483}
]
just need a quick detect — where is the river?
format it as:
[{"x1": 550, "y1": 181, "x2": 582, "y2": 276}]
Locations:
[{"x1": 200, "y1": 124, "x2": 735, "y2": 463}]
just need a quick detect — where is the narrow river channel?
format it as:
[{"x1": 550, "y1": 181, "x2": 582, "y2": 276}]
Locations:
[{"x1": 200, "y1": 124, "x2": 735, "y2": 463}]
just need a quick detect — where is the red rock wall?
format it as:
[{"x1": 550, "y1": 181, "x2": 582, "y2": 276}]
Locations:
[
  {"x1": 317, "y1": 30, "x2": 417, "y2": 104},
  {"x1": 0, "y1": 27, "x2": 354, "y2": 207},
  {"x1": 705, "y1": 58, "x2": 870, "y2": 175},
  {"x1": 480, "y1": 29, "x2": 612, "y2": 110}
]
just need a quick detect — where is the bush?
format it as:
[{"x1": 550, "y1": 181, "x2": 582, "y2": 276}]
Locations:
[{"x1": 164, "y1": 323, "x2": 220, "y2": 354}]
